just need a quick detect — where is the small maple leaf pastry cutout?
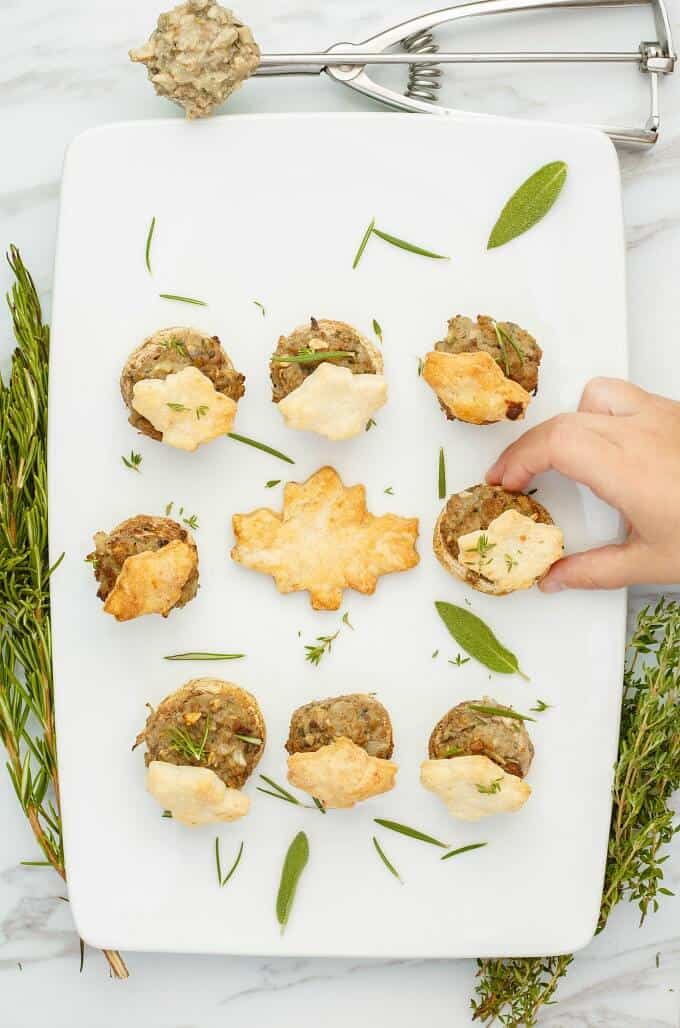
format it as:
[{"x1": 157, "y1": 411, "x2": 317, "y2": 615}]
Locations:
[{"x1": 231, "y1": 466, "x2": 420, "y2": 610}]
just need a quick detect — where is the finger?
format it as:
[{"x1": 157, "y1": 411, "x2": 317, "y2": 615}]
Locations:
[
  {"x1": 578, "y1": 377, "x2": 648, "y2": 416},
  {"x1": 539, "y1": 541, "x2": 648, "y2": 592},
  {"x1": 486, "y1": 416, "x2": 629, "y2": 508}
]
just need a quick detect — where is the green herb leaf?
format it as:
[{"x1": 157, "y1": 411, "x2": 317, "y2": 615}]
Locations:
[
  {"x1": 265, "y1": 480, "x2": 281, "y2": 488},
  {"x1": 372, "y1": 227, "x2": 449, "y2": 261},
  {"x1": 373, "y1": 818, "x2": 448, "y2": 849},
  {"x1": 468, "y1": 703, "x2": 536, "y2": 723},
  {"x1": 441, "y1": 842, "x2": 487, "y2": 861},
  {"x1": 271, "y1": 349, "x2": 355, "y2": 365},
  {"x1": 432, "y1": 649, "x2": 439, "y2": 658},
  {"x1": 145, "y1": 216, "x2": 156, "y2": 274},
  {"x1": 435, "y1": 602, "x2": 529, "y2": 680},
  {"x1": 438, "y1": 447, "x2": 446, "y2": 500},
  {"x1": 477, "y1": 777, "x2": 503, "y2": 795},
  {"x1": 183, "y1": 514, "x2": 199, "y2": 530},
  {"x1": 312, "y1": 797, "x2": 326, "y2": 814},
  {"x1": 253, "y1": 300, "x2": 266, "y2": 316},
  {"x1": 227, "y1": 432, "x2": 295, "y2": 465},
  {"x1": 365, "y1": 418, "x2": 377, "y2": 432},
  {"x1": 159, "y1": 293, "x2": 207, "y2": 306},
  {"x1": 352, "y1": 217, "x2": 375, "y2": 269},
  {"x1": 234, "y1": 733, "x2": 262, "y2": 746},
  {"x1": 497, "y1": 323, "x2": 525, "y2": 366},
  {"x1": 168, "y1": 719, "x2": 210, "y2": 762},
  {"x1": 373, "y1": 836, "x2": 402, "y2": 882},
  {"x1": 121, "y1": 451, "x2": 142, "y2": 473},
  {"x1": 164, "y1": 652, "x2": 245, "y2": 662},
  {"x1": 216, "y1": 839, "x2": 244, "y2": 887},
  {"x1": 442, "y1": 745, "x2": 463, "y2": 757},
  {"x1": 342, "y1": 611, "x2": 354, "y2": 631},
  {"x1": 487, "y1": 160, "x2": 568, "y2": 250},
  {"x1": 530, "y1": 698, "x2": 552, "y2": 713},
  {"x1": 384, "y1": 486, "x2": 394, "y2": 495},
  {"x1": 195, "y1": 404, "x2": 209, "y2": 420},
  {"x1": 372, "y1": 318, "x2": 383, "y2": 343},
  {"x1": 166, "y1": 402, "x2": 189, "y2": 412},
  {"x1": 304, "y1": 630, "x2": 339, "y2": 667},
  {"x1": 257, "y1": 775, "x2": 310, "y2": 808},
  {"x1": 449, "y1": 653, "x2": 470, "y2": 667},
  {"x1": 417, "y1": 357, "x2": 424, "y2": 376},
  {"x1": 493, "y1": 321, "x2": 511, "y2": 376},
  {"x1": 276, "y1": 831, "x2": 310, "y2": 933}
]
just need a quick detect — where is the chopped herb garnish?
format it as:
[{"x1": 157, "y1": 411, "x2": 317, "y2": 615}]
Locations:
[
  {"x1": 373, "y1": 836, "x2": 402, "y2": 883},
  {"x1": 438, "y1": 447, "x2": 446, "y2": 500},
  {"x1": 253, "y1": 300, "x2": 266, "y2": 316},
  {"x1": 121, "y1": 450, "x2": 142, "y2": 473},
  {"x1": 227, "y1": 432, "x2": 295, "y2": 465},
  {"x1": 183, "y1": 514, "x2": 199, "y2": 530},
  {"x1": 441, "y1": 842, "x2": 488, "y2": 861},
  {"x1": 271, "y1": 348, "x2": 355, "y2": 365},
  {"x1": 449, "y1": 653, "x2": 471, "y2": 667},
  {"x1": 265, "y1": 479, "x2": 281, "y2": 488},
  {"x1": 468, "y1": 703, "x2": 536, "y2": 723},
  {"x1": 276, "y1": 831, "x2": 310, "y2": 933},
  {"x1": 372, "y1": 318, "x2": 383, "y2": 343},
  {"x1": 477, "y1": 778, "x2": 503, "y2": 795},
  {"x1": 352, "y1": 217, "x2": 375, "y2": 269},
  {"x1": 305, "y1": 630, "x2": 339, "y2": 666},
  {"x1": 373, "y1": 818, "x2": 448, "y2": 849},
  {"x1": 466, "y1": 534, "x2": 496, "y2": 571},
  {"x1": 195, "y1": 404, "x2": 209, "y2": 420},
  {"x1": 365, "y1": 418, "x2": 377, "y2": 431},
  {"x1": 384, "y1": 487, "x2": 394, "y2": 495},
  {"x1": 166, "y1": 402, "x2": 189, "y2": 413},
  {"x1": 164, "y1": 652, "x2": 245, "y2": 662},
  {"x1": 234, "y1": 733, "x2": 262, "y2": 746},
  {"x1": 159, "y1": 293, "x2": 207, "y2": 306},
  {"x1": 145, "y1": 216, "x2": 156, "y2": 274},
  {"x1": 168, "y1": 719, "x2": 210, "y2": 762},
  {"x1": 505, "y1": 553, "x2": 519, "y2": 572},
  {"x1": 215, "y1": 838, "x2": 244, "y2": 887},
  {"x1": 160, "y1": 335, "x2": 189, "y2": 358},
  {"x1": 530, "y1": 698, "x2": 552, "y2": 713},
  {"x1": 442, "y1": 745, "x2": 463, "y2": 757}
]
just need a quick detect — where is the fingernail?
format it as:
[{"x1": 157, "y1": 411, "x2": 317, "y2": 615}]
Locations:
[{"x1": 540, "y1": 578, "x2": 565, "y2": 594}]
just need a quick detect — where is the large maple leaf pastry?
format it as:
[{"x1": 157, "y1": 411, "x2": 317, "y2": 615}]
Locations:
[{"x1": 231, "y1": 466, "x2": 420, "y2": 610}]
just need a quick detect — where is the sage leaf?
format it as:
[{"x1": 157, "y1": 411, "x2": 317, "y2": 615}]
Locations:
[
  {"x1": 435, "y1": 602, "x2": 529, "y2": 680},
  {"x1": 276, "y1": 831, "x2": 310, "y2": 932},
  {"x1": 487, "y1": 161, "x2": 568, "y2": 250}
]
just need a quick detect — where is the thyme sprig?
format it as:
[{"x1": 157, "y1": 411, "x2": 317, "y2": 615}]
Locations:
[
  {"x1": 305, "y1": 630, "x2": 339, "y2": 666},
  {"x1": 121, "y1": 450, "x2": 142, "y2": 472},
  {"x1": 471, "y1": 599, "x2": 680, "y2": 1025},
  {"x1": 215, "y1": 838, "x2": 244, "y2": 887},
  {"x1": 0, "y1": 247, "x2": 128, "y2": 979}
]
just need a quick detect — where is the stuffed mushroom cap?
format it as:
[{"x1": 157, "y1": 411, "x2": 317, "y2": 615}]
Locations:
[
  {"x1": 285, "y1": 693, "x2": 394, "y2": 760},
  {"x1": 435, "y1": 314, "x2": 541, "y2": 396},
  {"x1": 121, "y1": 326, "x2": 245, "y2": 442},
  {"x1": 88, "y1": 514, "x2": 199, "y2": 615},
  {"x1": 434, "y1": 484, "x2": 555, "y2": 595},
  {"x1": 428, "y1": 697, "x2": 534, "y2": 778},
  {"x1": 129, "y1": 1, "x2": 260, "y2": 119},
  {"x1": 136, "y1": 679, "x2": 266, "y2": 790},
  {"x1": 270, "y1": 318, "x2": 383, "y2": 403}
]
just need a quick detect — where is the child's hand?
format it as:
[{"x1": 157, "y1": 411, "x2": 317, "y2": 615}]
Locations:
[{"x1": 485, "y1": 378, "x2": 680, "y2": 591}]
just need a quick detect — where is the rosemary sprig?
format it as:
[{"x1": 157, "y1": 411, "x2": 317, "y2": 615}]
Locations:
[
  {"x1": 122, "y1": 450, "x2": 142, "y2": 473},
  {"x1": 0, "y1": 247, "x2": 128, "y2": 980},
  {"x1": 373, "y1": 836, "x2": 402, "y2": 883},
  {"x1": 159, "y1": 293, "x2": 207, "y2": 306},
  {"x1": 227, "y1": 432, "x2": 295, "y2": 465},
  {"x1": 468, "y1": 703, "x2": 536, "y2": 723},
  {"x1": 352, "y1": 217, "x2": 375, "y2": 269},
  {"x1": 257, "y1": 774, "x2": 310, "y2": 808},
  {"x1": 145, "y1": 216, "x2": 156, "y2": 273},
  {"x1": 215, "y1": 838, "x2": 244, "y2": 887},
  {"x1": 164, "y1": 652, "x2": 245, "y2": 662},
  {"x1": 304, "y1": 630, "x2": 339, "y2": 666},
  {"x1": 271, "y1": 348, "x2": 355, "y2": 365},
  {"x1": 183, "y1": 514, "x2": 199, "y2": 531},
  {"x1": 160, "y1": 335, "x2": 189, "y2": 358},
  {"x1": 373, "y1": 818, "x2": 448, "y2": 849},
  {"x1": 471, "y1": 599, "x2": 680, "y2": 1025},
  {"x1": 449, "y1": 654, "x2": 470, "y2": 667}
]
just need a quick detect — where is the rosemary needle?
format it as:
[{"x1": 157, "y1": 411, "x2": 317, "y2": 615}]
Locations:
[
  {"x1": 159, "y1": 293, "x2": 207, "y2": 306},
  {"x1": 373, "y1": 836, "x2": 402, "y2": 883},
  {"x1": 215, "y1": 838, "x2": 244, "y2": 887},
  {"x1": 438, "y1": 447, "x2": 446, "y2": 500},
  {"x1": 164, "y1": 652, "x2": 245, "y2": 662},
  {"x1": 145, "y1": 216, "x2": 156, "y2": 274},
  {"x1": 441, "y1": 842, "x2": 488, "y2": 861},
  {"x1": 374, "y1": 818, "x2": 449, "y2": 849},
  {"x1": 372, "y1": 227, "x2": 449, "y2": 261},
  {"x1": 352, "y1": 217, "x2": 375, "y2": 269},
  {"x1": 227, "y1": 432, "x2": 295, "y2": 465}
]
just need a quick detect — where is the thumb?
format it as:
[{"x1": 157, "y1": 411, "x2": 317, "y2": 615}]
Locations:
[{"x1": 539, "y1": 541, "x2": 647, "y2": 592}]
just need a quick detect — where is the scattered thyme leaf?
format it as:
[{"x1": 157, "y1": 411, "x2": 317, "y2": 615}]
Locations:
[
  {"x1": 476, "y1": 778, "x2": 502, "y2": 795},
  {"x1": 417, "y1": 357, "x2": 424, "y2": 376},
  {"x1": 365, "y1": 418, "x2": 377, "y2": 431},
  {"x1": 505, "y1": 553, "x2": 519, "y2": 573},
  {"x1": 183, "y1": 514, "x2": 199, "y2": 531},
  {"x1": 372, "y1": 318, "x2": 383, "y2": 343},
  {"x1": 265, "y1": 480, "x2": 281, "y2": 488},
  {"x1": 195, "y1": 404, "x2": 209, "y2": 420},
  {"x1": 449, "y1": 654, "x2": 470, "y2": 667},
  {"x1": 342, "y1": 611, "x2": 354, "y2": 631},
  {"x1": 166, "y1": 402, "x2": 189, "y2": 413},
  {"x1": 432, "y1": 649, "x2": 439, "y2": 658},
  {"x1": 384, "y1": 487, "x2": 394, "y2": 495},
  {"x1": 530, "y1": 699, "x2": 552, "y2": 713},
  {"x1": 234, "y1": 733, "x2": 262, "y2": 746},
  {"x1": 165, "y1": 501, "x2": 174, "y2": 516},
  {"x1": 253, "y1": 300, "x2": 266, "y2": 316},
  {"x1": 121, "y1": 450, "x2": 142, "y2": 473}
]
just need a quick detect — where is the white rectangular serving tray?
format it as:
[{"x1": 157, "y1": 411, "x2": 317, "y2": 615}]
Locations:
[{"x1": 49, "y1": 111, "x2": 627, "y2": 958}]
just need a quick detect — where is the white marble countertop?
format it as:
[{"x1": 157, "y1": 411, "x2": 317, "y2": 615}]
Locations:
[{"x1": 1, "y1": 2, "x2": 679, "y2": 1025}]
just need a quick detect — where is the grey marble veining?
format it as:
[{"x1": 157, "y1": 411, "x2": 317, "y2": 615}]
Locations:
[{"x1": 1, "y1": 2, "x2": 679, "y2": 1025}]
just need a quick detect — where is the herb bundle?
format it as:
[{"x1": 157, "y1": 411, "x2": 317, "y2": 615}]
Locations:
[{"x1": 0, "y1": 248, "x2": 128, "y2": 979}]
